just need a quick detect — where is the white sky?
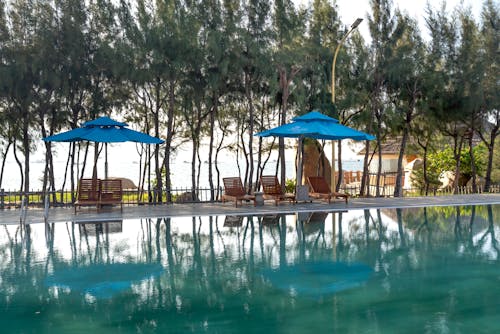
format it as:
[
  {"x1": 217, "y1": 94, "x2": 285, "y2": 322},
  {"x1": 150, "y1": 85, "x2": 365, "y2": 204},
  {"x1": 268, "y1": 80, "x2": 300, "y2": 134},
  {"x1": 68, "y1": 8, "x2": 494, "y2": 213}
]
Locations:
[{"x1": 295, "y1": 0, "x2": 484, "y2": 39}]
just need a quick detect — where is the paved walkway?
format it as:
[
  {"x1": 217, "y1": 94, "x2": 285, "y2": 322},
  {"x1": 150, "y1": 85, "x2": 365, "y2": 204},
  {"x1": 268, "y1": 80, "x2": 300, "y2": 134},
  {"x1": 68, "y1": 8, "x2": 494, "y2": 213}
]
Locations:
[{"x1": 3, "y1": 193, "x2": 500, "y2": 225}]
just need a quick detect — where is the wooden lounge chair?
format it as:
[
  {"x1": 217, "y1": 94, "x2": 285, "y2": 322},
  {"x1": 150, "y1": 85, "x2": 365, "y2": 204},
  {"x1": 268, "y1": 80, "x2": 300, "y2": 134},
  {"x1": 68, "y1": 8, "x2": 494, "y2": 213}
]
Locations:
[
  {"x1": 222, "y1": 177, "x2": 256, "y2": 207},
  {"x1": 260, "y1": 175, "x2": 295, "y2": 205},
  {"x1": 74, "y1": 178, "x2": 101, "y2": 213},
  {"x1": 100, "y1": 179, "x2": 123, "y2": 211},
  {"x1": 307, "y1": 176, "x2": 349, "y2": 204}
]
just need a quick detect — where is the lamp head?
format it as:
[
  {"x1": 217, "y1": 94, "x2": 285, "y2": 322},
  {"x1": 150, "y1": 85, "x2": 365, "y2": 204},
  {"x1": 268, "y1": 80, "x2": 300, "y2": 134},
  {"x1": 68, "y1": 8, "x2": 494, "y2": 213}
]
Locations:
[{"x1": 351, "y1": 18, "x2": 363, "y2": 29}]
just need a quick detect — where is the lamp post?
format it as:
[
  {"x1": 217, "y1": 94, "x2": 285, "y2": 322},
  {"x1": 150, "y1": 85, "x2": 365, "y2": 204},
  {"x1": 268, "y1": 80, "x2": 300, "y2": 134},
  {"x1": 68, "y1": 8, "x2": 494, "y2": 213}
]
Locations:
[{"x1": 330, "y1": 18, "x2": 363, "y2": 192}]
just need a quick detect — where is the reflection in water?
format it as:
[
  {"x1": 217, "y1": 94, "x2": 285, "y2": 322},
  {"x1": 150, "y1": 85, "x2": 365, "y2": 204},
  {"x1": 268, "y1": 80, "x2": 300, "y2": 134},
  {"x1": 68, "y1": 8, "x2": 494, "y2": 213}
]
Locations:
[
  {"x1": 0, "y1": 205, "x2": 498, "y2": 333},
  {"x1": 261, "y1": 261, "x2": 372, "y2": 297},
  {"x1": 45, "y1": 263, "x2": 164, "y2": 299}
]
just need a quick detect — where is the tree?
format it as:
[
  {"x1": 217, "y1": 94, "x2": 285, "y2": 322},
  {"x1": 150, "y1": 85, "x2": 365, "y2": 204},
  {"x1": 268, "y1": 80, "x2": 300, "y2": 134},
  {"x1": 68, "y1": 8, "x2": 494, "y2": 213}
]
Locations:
[
  {"x1": 272, "y1": 0, "x2": 306, "y2": 188},
  {"x1": 476, "y1": 0, "x2": 500, "y2": 192},
  {"x1": 455, "y1": 7, "x2": 483, "y2": 192},
  {"x1": 4, "y1": 0, "x2": 41, "y2": 194},
  {"x1": 366, "y1": 0, "x2": 397, "y2": 196},
  {"x1": 425, "y1": 3, "x2": 467, "y2": 194},
  {"x1": 239, "y1": 0, "x2": 273, "y2": 193},
  {"x1": 386, "y1": 12, "x2": 425, "y2": 197}
]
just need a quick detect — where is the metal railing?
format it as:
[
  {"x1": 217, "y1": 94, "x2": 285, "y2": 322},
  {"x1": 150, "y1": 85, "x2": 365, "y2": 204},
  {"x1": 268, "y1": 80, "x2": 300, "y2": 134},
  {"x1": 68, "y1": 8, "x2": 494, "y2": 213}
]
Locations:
[
  {"x1": 0, "y1": 183, "x2": 498, "y2": 209},
  {"x1": 0, "y1": 187, "x2": 223, "y2": 209}
]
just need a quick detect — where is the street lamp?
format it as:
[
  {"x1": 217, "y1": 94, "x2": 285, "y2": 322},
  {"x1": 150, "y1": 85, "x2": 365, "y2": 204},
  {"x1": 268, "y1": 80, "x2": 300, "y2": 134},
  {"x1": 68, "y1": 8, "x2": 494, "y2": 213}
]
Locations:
[{"x1": 330, "y1": 18, "x2": 363, "y2": 192}]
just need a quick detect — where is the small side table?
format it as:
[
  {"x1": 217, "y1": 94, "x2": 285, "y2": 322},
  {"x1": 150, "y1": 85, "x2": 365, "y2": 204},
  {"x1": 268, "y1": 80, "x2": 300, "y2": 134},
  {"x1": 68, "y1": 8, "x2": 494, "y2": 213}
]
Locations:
[
  {"x1": 254, "y1": 192, "x2": 264, "y2": 206},
  {"x1": 295, "y1": 185, "x2": 310, "y2": 202}
]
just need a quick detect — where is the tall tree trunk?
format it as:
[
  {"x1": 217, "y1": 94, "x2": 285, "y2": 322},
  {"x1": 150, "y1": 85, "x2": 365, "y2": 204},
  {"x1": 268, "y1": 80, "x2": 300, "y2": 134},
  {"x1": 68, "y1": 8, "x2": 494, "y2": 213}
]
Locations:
[
  {"x1": 375, "y1": 113, "x2": 382, "y2": 197},
  {"x1": 208, "y1": 94, "x2": 217, "y2": 201},
  {"x1": 336, "y1": 140, "x2": 342, "y2": 191},
  {"x1": 279, "y1": 78, "x2": 288, "y2": 190},
  {"x1": 13, "y1": 141, "x2": 23, "y2": 191},
  {"x1": 164, "y1": 80, "x2": 175, "y2": 203},
  {"x1": 245, "y1": 73, "x2": 255, "y2": 194},
  {"x1": 22, "y1": 110, "x2": 30, "y2": 195},
  {"x1": 0, "y1": 141, "x2": 11, "y2": 190},
  {"x1": 360, "y1": 111, "x2": 375, "y2": 197},
  {"x1": 361, "y1": 140, "x2": 370, "y2": 197},
  {"x1": 154, "y1": 78, "x2": 162, "y2": 204},
  {"x1": 278, "y1": 66, "x2": 300, "y2": 190},
  {"x1": 214, "y1": 125, "x2": 226, "y2": 200},
  {"x1": 468, "y1": 129, "x2": 477, "y2": 193},
  {"x1": 422, "y1": 145, "x2": 429, "y2": 195},
  {"x1": 452, "y1": 135, "x2": 464, "y2": 194},
  {"x1": 483, "y1": 127, "x2": 498, "y2": 192},
  {"x1": 394, "y1": 108, "x2": 413, "y2": 197}
]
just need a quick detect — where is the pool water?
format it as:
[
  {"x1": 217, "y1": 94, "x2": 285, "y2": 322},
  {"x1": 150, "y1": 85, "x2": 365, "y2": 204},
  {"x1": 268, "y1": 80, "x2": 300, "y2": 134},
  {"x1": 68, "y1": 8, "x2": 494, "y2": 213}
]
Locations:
[{"x1": 1, "y1": 205, "x2": 499, "y2": 333}]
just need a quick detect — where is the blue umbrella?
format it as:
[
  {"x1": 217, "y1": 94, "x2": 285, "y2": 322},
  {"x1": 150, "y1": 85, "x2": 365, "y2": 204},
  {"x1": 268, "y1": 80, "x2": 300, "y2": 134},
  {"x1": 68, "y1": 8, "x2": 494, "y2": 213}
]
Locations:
[
  {"x1": 256, "y1": 110, "x2": 374, "y2": 140},
  {"x1": 44, "y1": 116, "x2": 164, "y2": 144},
  {"x1": 255, "y1": 110, "x2": 374, "y2": 187},
  {"x1": 44, "y1": 116, "x2": 164, "y2": 178}
]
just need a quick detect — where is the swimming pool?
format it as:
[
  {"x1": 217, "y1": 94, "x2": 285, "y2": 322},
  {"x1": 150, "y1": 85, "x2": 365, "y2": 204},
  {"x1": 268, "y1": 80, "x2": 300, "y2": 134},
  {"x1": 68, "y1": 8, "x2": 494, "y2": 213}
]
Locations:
[{"x1": 1, "y1": 205, "x2": 499, "y2": 333}]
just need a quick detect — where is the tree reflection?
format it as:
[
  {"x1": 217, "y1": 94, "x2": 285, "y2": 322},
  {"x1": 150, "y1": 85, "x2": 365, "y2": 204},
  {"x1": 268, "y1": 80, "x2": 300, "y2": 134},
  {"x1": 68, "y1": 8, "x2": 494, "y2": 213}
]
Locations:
[{"x1": 0, "y1": 204, "x2": 499, "y2": 332}]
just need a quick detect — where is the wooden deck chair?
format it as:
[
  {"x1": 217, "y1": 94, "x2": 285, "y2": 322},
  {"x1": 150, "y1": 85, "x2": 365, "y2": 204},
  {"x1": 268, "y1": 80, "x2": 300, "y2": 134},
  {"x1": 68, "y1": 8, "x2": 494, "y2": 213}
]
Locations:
[
  {"x1": 222, "y1": 177, "x2": 256, "y2": 207},
  {"x1": 260, "y1": 175, "x2": 295, "y2": 205},
  {"x1": 100, "y1": 179, "x2": 123, "y2": 211},
  {"x1": 74, "y1": 178, "x2": 101, "y2": 213},
  {"x1": 307, "y1": 176, "x2": 349, "y2": 204}
]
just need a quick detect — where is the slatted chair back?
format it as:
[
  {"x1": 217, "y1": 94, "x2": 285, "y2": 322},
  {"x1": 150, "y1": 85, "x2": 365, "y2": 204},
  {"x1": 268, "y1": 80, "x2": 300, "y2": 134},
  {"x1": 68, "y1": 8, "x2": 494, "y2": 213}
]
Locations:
[
  {"x1": 100, "y1": 179, "x2": 123, "y2": 204},
  {"x1": 77, "y1": 178, "x2": 101, "y2": 202},
  {"x1": 260, "y1": 175, "x2": 283, "y2": 196},
  {"x1": 223, "y1": 177, "x2": 246, "y2": 197},
  {"x1": 307, "y1": 176, "x2": 331, "y2": 194}
]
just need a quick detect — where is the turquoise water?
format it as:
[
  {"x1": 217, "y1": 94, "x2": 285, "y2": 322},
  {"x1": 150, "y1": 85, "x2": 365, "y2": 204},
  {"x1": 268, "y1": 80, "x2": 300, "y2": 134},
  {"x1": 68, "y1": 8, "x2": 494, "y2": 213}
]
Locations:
[{"x1": 1, "y1": 205, "x2": 499, "y2": 333}]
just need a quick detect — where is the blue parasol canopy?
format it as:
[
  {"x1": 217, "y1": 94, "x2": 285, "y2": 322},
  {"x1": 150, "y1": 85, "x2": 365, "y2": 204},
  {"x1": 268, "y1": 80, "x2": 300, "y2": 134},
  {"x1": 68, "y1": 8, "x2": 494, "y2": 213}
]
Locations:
[
  {"x1": 43, "y1": 116, "x2": 164, "y2": 144},
  {"x1": 255, "y1": 110, "x2": 374, "y2": 141},
  {"x1": 43, "y1": 116, "x2": 164, "y2": 178},
  {"x1": 254, "y1": 110, "x2": 374, "y2": 189}
]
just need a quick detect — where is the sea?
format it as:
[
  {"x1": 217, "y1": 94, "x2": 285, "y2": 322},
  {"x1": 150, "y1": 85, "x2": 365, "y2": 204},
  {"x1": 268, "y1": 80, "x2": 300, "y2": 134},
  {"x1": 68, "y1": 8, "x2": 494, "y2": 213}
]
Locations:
[{"x1": 1, "y1": 140, "x2": 363, "y2": 191}]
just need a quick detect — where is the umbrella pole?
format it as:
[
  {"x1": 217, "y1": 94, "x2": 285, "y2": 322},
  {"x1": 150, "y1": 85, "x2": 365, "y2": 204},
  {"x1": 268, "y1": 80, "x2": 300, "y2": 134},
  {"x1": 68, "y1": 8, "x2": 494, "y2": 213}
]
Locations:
[
  {"x1": 92, "y1": 142, "x2": 99, "y2": 179},
  {"x1": 297, "y1": 136, "x2": 303, "y2": 186},
  {"x1": 105, "y1": 143, "x2": 108, "y2": 179},
  {"x1": 331, "y1": 141, "x2": 336, "y2": 192}
]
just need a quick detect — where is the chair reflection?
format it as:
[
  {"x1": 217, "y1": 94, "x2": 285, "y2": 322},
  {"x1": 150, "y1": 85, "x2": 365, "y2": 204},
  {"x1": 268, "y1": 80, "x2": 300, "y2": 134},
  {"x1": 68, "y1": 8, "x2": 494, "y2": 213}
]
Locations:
[
  {"x1": 224, "y1": 215, "x2": 244, "y2": 227},
  {"x1": 77, "y1": 220, "x2": 123, "y2": 235},
  {"x1": 259, "y1": 214, "x2": 284, "y2": 225},
  {"x1": 297, "y1": 212, "x2": 328, "y2": 234}
]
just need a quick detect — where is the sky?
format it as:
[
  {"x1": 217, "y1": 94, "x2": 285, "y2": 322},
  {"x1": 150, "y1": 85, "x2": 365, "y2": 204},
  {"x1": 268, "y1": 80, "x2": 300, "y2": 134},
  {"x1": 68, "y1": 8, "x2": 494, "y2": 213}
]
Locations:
[{"x1": 295, "y1": 0, "x2": 484, "y2": 40}]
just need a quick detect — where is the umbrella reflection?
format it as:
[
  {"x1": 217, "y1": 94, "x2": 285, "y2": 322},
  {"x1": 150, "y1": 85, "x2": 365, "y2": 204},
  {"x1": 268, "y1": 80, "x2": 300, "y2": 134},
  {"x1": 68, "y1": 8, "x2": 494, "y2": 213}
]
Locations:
[
  {"x1": 45, "y1": 262, "x2": 164, "y2": 299},
  {"x1": 261, "y1": 260, "x2": 373, "y2": 297}
]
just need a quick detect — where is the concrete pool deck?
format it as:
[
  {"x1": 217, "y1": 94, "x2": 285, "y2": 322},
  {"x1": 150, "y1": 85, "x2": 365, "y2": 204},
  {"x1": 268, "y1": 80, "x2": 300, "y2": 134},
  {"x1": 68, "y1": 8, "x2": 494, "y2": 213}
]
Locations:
[{"x1": 3, "y1": 193, "x2": 500, "y2": 225}]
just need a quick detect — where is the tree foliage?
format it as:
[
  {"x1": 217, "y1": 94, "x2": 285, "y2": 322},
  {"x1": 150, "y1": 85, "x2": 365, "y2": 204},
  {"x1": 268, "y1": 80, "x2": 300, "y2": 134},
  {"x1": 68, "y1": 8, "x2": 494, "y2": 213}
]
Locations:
[{"x1": 0, "y1": 0, "x2": 497, "y2": 200}]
